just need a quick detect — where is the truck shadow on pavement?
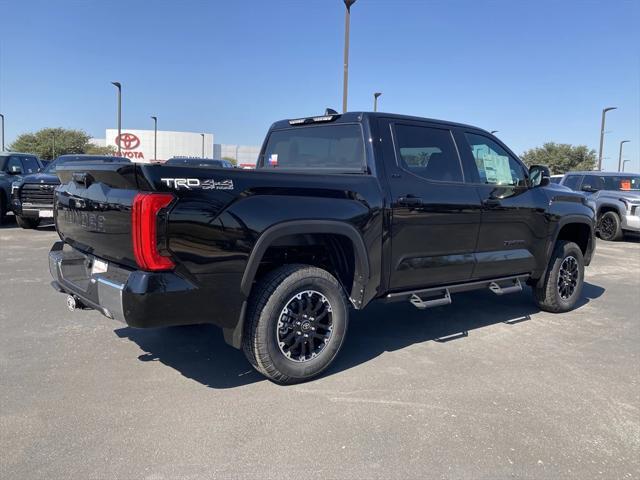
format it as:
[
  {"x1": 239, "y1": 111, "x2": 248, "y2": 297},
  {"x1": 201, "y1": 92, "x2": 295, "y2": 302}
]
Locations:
[{"x1": 115, "y1": 282, "x2": 604, "y2": 389}]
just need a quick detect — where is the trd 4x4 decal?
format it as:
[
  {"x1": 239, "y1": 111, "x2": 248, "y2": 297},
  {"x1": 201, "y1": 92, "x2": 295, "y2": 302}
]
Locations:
[{"x1": 160, "y1": 178, "x2": 234, "y2": 190}]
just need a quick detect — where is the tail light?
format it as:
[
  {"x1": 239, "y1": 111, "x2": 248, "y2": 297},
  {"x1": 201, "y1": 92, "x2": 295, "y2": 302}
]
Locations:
[{"x1": 131, "y1": 193, "x2": 175, "y2": 271}]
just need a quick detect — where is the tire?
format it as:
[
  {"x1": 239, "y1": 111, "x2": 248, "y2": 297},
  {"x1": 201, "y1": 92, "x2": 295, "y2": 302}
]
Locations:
[
  {"x1": 598, "y1": 211, "x2": 623, "y2": 241},
  {"x1": 534, "y1": 240, "x2": 584, "y2": 313},
  {"x1": 243, "y1": 264, "x2": 349, "y2": 385},
  {"x1": 16, "y1": 216, "x2": 40, "y2": 229}
]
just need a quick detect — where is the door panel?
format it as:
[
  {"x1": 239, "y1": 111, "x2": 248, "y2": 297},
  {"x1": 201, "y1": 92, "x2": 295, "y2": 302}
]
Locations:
[
  {"x1": 379, "y1": 119, "x2": 482, "y2": 291},
  {"x1": 457, "y1": 131, "x2": 547, "y2": 279}
]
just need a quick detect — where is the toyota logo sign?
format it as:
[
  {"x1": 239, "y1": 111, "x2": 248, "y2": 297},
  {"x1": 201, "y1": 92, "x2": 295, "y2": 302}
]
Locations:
[{"x1": 115, "y1": 133, "x2": 141, "y2": 150}]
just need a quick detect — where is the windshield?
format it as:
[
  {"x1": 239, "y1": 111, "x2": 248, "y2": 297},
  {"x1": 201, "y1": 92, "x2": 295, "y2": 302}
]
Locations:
[{"x1": 587, "y1": 175, "x2": 640, "y2": 191}]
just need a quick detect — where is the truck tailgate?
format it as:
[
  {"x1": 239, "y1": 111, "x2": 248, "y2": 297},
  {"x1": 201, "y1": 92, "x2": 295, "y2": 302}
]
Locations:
[{"x1": 55, "y1": 162, "x2": 141, "y2": 268}]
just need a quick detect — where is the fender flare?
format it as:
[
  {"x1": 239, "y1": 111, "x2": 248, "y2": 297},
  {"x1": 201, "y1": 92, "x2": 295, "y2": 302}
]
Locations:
[
  {"x1": 539, "y1": 214, "x2": 595, "y2": 280},
  {"x1": 596, "y1": 200, "x2": 625, "y2": 218},
  {"x1": 240, "y1": 220, "x2": 370, "y2": 300}
]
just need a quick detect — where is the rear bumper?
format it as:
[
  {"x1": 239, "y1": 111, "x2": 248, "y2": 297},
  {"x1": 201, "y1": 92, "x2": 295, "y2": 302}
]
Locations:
[
  {"x1": 48, "y1": 241, "x2": 247, "y2": 344},
  {"x1": 49, "y1": 241, "x2": 200, "y2": 328}
]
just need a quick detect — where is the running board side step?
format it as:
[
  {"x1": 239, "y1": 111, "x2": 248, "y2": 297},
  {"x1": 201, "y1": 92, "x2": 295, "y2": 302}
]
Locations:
[
  {"x1": 385, "y1": 274, "x2": 530, "y2": 308},
  {"x1": 489, "y1": 279, "x2": 523, "y2": 296},
  {"x1": 410, "y1": 290, "x2": 451, "y2": 309}
]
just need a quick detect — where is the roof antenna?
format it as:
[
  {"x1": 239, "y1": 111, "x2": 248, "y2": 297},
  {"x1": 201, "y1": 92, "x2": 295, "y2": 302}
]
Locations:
[{"x1": 325, "y1": 108, "x2": 339, "y2": 115}]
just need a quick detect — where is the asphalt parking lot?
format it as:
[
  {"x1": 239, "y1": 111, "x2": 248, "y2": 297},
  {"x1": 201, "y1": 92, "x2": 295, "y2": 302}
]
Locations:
[{"x1": 1, "y1": 217, "x2": 639, "y2": 480}]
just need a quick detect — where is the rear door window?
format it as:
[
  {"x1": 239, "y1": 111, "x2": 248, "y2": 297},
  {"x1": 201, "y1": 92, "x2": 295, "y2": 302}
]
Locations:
[
  {"x1": 393, "y1": 124, "x2": 463, "y2": 182},
  {"x1": 261, "y1": 124, "x2": 365, "y2": 172}
]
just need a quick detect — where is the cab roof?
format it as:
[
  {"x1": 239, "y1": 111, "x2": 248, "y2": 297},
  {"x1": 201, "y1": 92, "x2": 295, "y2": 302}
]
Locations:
[{"x1": 270, "y1": 111, "x2": 490, "y2": 134}]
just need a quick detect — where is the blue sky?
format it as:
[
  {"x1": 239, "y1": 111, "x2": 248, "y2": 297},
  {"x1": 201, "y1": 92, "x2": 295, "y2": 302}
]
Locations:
[{"x1": 1, "y1": 0, "x2": 638, "y2": 170}]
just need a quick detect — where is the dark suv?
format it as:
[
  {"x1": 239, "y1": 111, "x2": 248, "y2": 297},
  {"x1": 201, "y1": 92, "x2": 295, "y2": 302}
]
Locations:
[
  {"x1": 0, "y1": 152, "x2": 43, "y2": 225},
  {"x1": 560, "y1": 171, "x2": 640, "y2": 241}
]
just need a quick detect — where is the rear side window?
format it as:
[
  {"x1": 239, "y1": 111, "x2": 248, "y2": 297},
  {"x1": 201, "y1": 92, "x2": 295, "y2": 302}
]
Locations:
[
  {"x1": 393, "y1": 124, "x2": 463, "y2": 182},
  {"x1": 562, "y1": 175, "x2": 582, "y2": 190},
  {"x1": 261, "y1": 124, "x2": 365, "y2": 172}
]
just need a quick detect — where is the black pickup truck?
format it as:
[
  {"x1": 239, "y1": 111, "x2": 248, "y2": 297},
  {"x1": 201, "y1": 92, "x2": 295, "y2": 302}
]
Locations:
[{"x1": 48, "y1": 112, "x2": 596, "y2": 384}]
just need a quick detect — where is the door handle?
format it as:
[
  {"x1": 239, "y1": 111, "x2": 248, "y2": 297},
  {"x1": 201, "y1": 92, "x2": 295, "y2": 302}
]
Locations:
[
  {"x1": 482, "y1": 198, "x2": 502, "y2": 208},
  {"x1": 398, "y1": 195, "x2": 423, "y2": 207}
]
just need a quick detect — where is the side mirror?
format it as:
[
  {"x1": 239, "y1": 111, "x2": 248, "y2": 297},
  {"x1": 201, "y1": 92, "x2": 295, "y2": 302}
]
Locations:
[
  {"x1": 581, "y1": 184, "x2": 596, "y2": 193},
  {"x1": 529, "y1": 164, "x2": 551, "y2": 187},
  {"x1": 9, "y1": 165, "x2": 23, "y2": 175}
]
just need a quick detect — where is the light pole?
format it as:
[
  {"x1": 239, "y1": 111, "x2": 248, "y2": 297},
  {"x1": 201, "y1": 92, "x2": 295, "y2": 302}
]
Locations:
[
  {"x1": 111, "y1": 82, "x2": 122, "y2": 155},
  {"x1": 617, "y1": 140, "x2": 630, "y2": 172},
  {"x1": 0, "y1": 113, "x2": 4, "y2": 151},
  {"x1": 151, "y1": 116, "x2": 158, "y2": 162},
  {"x1": 51, "y1": 131, "x2": 56, "y2": 160},
  {"x1": 200, "y1": 133, "x2": 205, "y2": 158},
  {"x1": 622, "y1": 159, "x2": 631, "y2": 172},
  {"x1": 597, "y1": 106, "x2": 617, "y2": 171},
  {"x1": 342, "y1": 0, "x2": 357, "y2": 113},
  {"x1": 373, "y1": 92, "x2": 382, "y2": 112}
]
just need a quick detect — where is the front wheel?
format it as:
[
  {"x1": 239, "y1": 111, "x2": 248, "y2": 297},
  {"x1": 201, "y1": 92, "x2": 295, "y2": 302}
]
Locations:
[
  {"x1": 243, "y1": 264, "x2": 349, "y2": 384},
  {"x1": 598, "y1": 211, "x2": 623, "y2": 241},
  {"x1": 534, "y1": 240, "x2": 584, "y2": 313},
  {"x1": 16, "y1": 216, "x2": 40, "y2": 229}
]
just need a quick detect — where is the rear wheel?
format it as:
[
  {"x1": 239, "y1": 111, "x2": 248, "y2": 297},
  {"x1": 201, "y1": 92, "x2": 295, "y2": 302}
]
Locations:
[
  {"x1": 534, "y1": 240, "x2": 584, "y2": 313},
  {"x1": 243, "y1": 264, "x2": 349, "y2": 384},
  {"x1": 16, "y1": 216, "x2": 40, "y2": 229},
  {"x1": 598, "y1": 211, "x2": 623, "y2": 241}
]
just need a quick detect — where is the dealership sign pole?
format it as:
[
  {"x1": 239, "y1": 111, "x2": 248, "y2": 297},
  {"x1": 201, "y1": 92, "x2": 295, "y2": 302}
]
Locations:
[
  {"x1": 0, "y1": 113, "x2": 4, "y2": 151},
  {"x1": 111, "y1": 82, "x2": 122, "y2": 156},
  {"x1": 597, "y1": 106, "x2": 616, "y2": 171},
  {"x1": 151, "y1": 116, "x2": 158, "y2": 162}
]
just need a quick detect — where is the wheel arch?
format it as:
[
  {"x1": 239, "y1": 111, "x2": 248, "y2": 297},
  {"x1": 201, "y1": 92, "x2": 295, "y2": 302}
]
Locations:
[
  {"x1": 597, "y1": 201, "x2": 624, "y2": 218},
  {"x1": 240, "y1": 220, "x2": 371, "y2": 306},
  {"x1": 545, "y1": 216, "x2": 594, "y2": 271}
]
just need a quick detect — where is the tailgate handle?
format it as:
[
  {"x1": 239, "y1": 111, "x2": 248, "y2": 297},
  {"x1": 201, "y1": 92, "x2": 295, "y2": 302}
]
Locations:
[{"x1": 72, "y1": 172, "x2": 94, "y2": 187}]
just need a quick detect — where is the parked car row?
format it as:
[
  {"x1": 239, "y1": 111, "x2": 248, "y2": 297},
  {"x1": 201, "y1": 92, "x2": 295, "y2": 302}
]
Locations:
[{"x1": 557, "y1": 171, "x2": 640, "y2": 241}]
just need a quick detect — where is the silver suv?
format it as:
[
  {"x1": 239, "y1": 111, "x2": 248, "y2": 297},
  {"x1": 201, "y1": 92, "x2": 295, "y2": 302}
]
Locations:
[{"x1": 560, "y1": 171, "x2": 640, "y2": 241}]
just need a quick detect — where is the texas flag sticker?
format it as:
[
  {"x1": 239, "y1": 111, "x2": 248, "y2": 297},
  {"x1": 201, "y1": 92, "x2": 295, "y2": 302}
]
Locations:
[{"x1": 269, "y1": 154, "x2": 278, "y2": 166}]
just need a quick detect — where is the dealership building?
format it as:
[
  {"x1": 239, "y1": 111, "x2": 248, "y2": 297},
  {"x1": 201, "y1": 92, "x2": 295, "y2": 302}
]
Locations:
[{"x1": 91, "y1": 129, "x2": 260, "y2": 167}]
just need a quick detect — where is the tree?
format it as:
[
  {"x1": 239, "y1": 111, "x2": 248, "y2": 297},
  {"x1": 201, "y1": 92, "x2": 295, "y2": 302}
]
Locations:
[
  {"x1": 84, "y1": 144, "x2": 116, "y2": 156},
  {"x1": 521, "y1": 143, "x2": 596, "y2": 175},
  {"x1": 9, "y1": 128, "x2": 99, "y2": 160},
  {"x1": 222, "y1": 156, "x2": 238, "y2": 166}
]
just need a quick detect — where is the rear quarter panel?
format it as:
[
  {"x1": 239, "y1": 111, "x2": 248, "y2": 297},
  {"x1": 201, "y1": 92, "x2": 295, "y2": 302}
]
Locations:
[{"x1": 137, "y1": 165, "x2": 385, "y2": 328}]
